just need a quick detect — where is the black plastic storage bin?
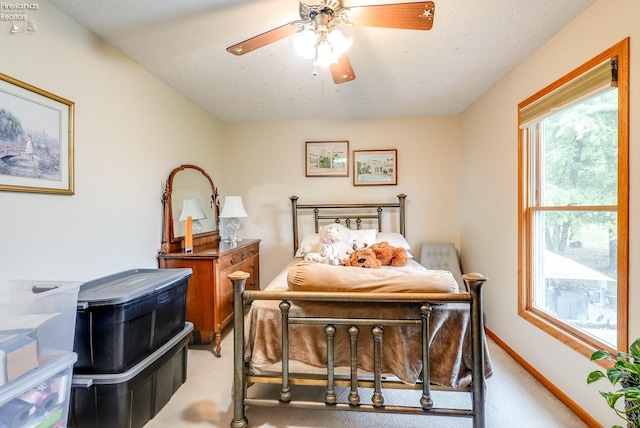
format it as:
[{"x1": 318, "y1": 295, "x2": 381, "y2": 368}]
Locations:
[
  {"x1": 69, "y1": 322, "x2": 193, "y2": 428},
  {"x1": 73, "y1": 268, "x2": 192, "y2": 374}
]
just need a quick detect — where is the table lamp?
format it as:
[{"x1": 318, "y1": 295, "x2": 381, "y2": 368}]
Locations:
[{"x1": 219, "y1": 196, "x2": 248, "y2": 244}]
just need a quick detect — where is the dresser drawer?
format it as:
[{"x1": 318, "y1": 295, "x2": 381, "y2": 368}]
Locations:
[
  {"x1": 221, "y1": 257, "x2": 259, "y2": 292},
  {"x1": 218, "y1": 243, "x2": 259, "y2": 271},
  {"x1": 242, "y1": 255, "x2": 260, "y2": 290}
]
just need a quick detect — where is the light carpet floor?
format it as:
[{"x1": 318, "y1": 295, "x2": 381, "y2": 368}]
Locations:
[{"x1": 143, "y1": 331, "x2": 588, "y2": 428}]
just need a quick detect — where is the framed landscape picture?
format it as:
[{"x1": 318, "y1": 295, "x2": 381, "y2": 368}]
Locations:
[
  {"x1": 305, "y1": 141, "x2": 349, "y2": 177},
  {"x1": 0, "y1": 73, "x2": 74, "y2": 194},
  {"x1": 353, "y1": 149, "x2": 397, "y2": 186}
]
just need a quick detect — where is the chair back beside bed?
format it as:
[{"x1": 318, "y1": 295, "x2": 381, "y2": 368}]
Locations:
[{"x1": 419, "y1": 242, "x2": 465, "y2": 289}]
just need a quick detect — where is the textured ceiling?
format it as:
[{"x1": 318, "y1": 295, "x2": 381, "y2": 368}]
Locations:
[{"x1": 47, "y1": 0, "x2": 596, "y2": 122}]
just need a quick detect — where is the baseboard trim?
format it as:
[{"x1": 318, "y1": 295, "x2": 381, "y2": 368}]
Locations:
[{"x1": 484, "y1": 328, "x2": 601, "y2": 428}]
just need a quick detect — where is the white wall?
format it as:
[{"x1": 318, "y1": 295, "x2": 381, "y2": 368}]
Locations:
[
  {"x1": 221, "y1": 116, "x2": 462, "y2": 284},
  {"x1": 0, "y1": 2, "x2": 225, "y2": 281},
  {"x1": 460, "y1": 0, "x2": 639, "y2": 425}
]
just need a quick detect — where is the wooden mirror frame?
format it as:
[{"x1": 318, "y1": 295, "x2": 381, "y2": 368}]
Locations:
[{"x1": 160, "y1": 164, "x2": 219, "y2": 253}]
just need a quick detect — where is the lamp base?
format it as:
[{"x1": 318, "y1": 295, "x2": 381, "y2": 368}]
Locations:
[{"x1": 225, "y1": 218, "x2": 242, "y2": 244}]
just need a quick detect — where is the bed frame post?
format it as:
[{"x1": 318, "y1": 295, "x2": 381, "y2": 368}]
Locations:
[
  {"x1": 279, "y1": 301, "x2": 292, "y2": 402},
  {"x1": 290, "y1": 196, "x2": 299, "y2": 256},
  {"x1": 419, "y1": 304, "x2": 434, "y2": 410},
  {"x1": 348, "y1": 326, "x2": 361, "y2": 405},
  {"x1": 371, "y1": 326, "x2": 385, "y2": 407},
  {"x1": 230, "y1": 271, "x2": 251, "y2": 428},
  {"x1": 464, "y1": 273, "x2": 488, "y2": 428},
  {"x1": 325, "y1": 325, "x2": 337, "y2": 404},
  {"x1": 397, "y1": 194, "x2": 407, "y2": 237}
]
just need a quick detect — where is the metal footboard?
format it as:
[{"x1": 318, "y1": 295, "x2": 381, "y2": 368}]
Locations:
[{"x1": 230, "y1": 271, "x2": 487, "y2": 428}]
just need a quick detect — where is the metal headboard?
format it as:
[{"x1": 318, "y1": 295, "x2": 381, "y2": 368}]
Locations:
[{"x1": 290, "y1": 194, "x2": 407, "y2": 255}]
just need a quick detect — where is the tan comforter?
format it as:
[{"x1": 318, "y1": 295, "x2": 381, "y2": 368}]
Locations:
[
  {"x1": 244, "y1": 259, "x2": 492, "y2": 389},
  {"x1": 287, "y1": 260, "x2": 459, "y2": 293}
]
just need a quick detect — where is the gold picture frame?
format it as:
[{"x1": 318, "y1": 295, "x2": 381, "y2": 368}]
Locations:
[
  {"x1": 353, "y1": 149, "x2": 397, "y2": 186},
  {"x1": 305, "y1": 141, "x2": 349, "y2": 177},
  {"x1": 0, "y1": 73, "x2": 74, "y2": 194}
]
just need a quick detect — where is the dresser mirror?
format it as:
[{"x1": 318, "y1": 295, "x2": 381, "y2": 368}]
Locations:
[{"x1": 160, "y1": 164, "x2": 219, "y2": 253}]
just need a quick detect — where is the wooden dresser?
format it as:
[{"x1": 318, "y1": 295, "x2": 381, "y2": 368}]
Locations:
[{"x1": 158, "y1": 238, "x2": 260, "y2": 356}]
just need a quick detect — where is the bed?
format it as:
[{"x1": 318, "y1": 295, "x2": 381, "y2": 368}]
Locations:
[{"x1": 229, "y1": 194, "x2": 491, "y2": 427}]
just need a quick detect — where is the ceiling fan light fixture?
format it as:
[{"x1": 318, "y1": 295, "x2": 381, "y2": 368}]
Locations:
[
  {"x1": 293, "y1": 28, "x2": 317, "y2": 59},
  {"x1": 328, "y1": 29, "x2": 352, "y2": 58},
  {"x1": 314, "y1": 41, "x2": 336, "y2": 67},
  {"x1": 313, "y1": 29, "x2": 352, "y2": 68}
]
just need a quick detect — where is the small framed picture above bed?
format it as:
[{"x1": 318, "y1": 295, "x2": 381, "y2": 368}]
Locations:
[
  {"x1": 305, "y1": 141, "x2": 349, "y2": 177},
  {"x1": 353, "y1": 149, "x2": 397, "y2": 186}
]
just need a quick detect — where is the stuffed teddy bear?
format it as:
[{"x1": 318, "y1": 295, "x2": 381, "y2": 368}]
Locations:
[
  {"x1": 304, "y1": 223, "x2": 353, "y2": 265},
  {"x1": 304, "y1": 242, "x2": 349, "y2": 265},
  {"x1": 344, "y1": 247, "x2": 382, "y2": 268},
  {"x1": 369, "y1": 241, "x2": 409, "y2": 267},
  {"x1": 303, "y1": 244, "x2": 329, "y2": 264}
]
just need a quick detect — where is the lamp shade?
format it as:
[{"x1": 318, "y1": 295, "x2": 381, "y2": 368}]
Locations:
[
  {"x1": 179, "y1": 198, "x2": 207, "y2": 221},
  {"x1": 219, "y1": 196, "x2": 248, "y2": 218}
]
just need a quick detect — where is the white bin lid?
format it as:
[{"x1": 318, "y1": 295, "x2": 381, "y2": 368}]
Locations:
[{"x1": 77, "y1": 268, "x2": 192, "y2": 308}]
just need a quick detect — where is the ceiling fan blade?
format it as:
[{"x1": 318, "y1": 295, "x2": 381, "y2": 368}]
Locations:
[
  {"x1": 227, "y1": 22, "x2": 302, "y2": 55},
  {"x1": 330, "y1": 54, "x2": 356, "y2": 84},
  {"x1": 347, "y1": 1, "x2": 435, "y2": 30}
]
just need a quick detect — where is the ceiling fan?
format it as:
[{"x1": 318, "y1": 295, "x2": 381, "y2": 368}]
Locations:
[{"x1": 226, "y1": 0, "x2": 435, "y2": 84}]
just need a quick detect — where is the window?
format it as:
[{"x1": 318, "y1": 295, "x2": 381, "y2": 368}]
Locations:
[{"x1": 518, "y1": 39, "x2": 629, "y2": 357}]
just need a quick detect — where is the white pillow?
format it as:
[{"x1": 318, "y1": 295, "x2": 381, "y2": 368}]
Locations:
[
  {"x1": 349, "y1": 229, "x2": 378, "y2": 247},
  {"x1": 294, "y1": 233, "x2": 320, "y2": 257},
  {"x1": 376, "y1": 232, "x2": 413, "y2": 258}
]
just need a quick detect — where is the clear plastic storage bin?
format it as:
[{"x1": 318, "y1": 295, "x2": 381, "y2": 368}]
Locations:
[
  {"x1": 0, "y1": 280, "x2": 80, "y2": 427},
  {"x1": 0, "y1": 352, "x2": 77, "y2": 428},
  {"x1": 0, "y1": 280, "x2": 81, "y2": 389}
]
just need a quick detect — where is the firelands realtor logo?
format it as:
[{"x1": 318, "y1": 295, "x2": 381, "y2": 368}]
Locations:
[{"x1": 1, "y1": 2, "x2": 39, "y2": 34}]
